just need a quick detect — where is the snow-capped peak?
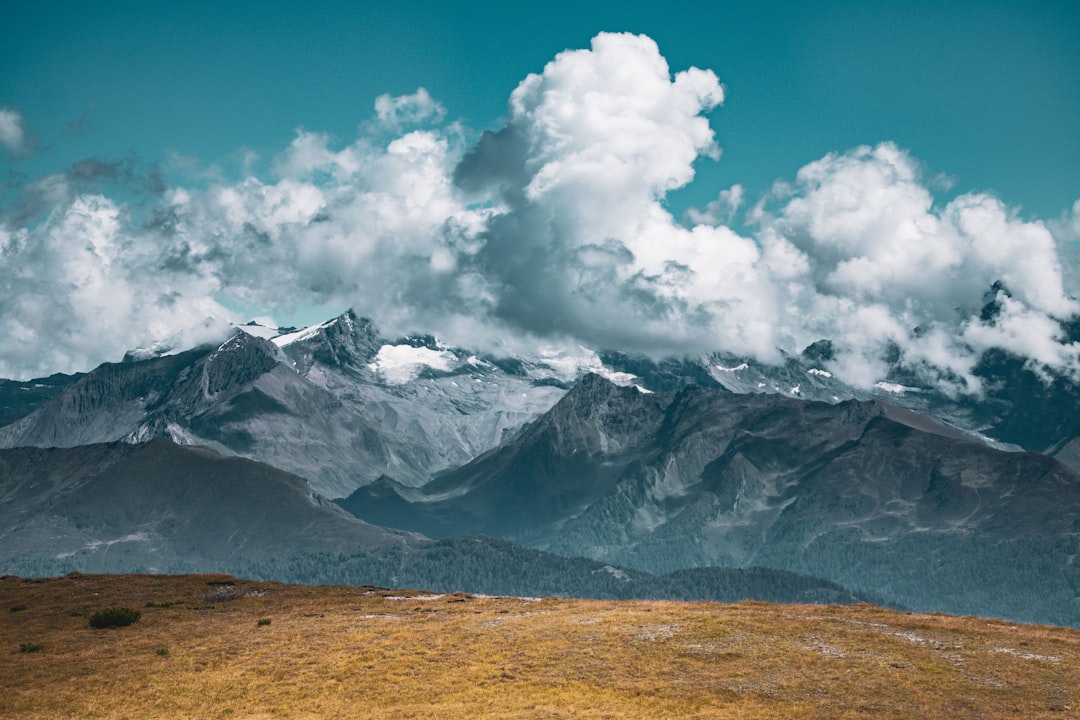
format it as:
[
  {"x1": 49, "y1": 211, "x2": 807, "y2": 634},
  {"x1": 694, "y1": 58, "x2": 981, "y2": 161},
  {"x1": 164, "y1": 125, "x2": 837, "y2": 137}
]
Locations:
[
  {"x1": 272, "y1": 319, "x2": 336, "y2": 348},
  {"x1": 234, "y1": 319, "x2": 281, "y2": 340}
]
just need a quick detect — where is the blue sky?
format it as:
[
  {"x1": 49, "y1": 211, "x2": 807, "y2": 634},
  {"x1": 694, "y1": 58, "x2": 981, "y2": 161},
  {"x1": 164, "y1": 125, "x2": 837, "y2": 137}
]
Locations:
[
  {"x1": 1, "y1": 1, "x2": 1078, "y2": 383},
  {"x1": 4, "y1": 1, "x2": 1076, "y2": 216}
]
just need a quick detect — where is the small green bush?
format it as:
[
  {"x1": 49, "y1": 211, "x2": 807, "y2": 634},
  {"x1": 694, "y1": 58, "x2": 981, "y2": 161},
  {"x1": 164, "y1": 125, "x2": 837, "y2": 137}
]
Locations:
[
  {"x1": 155, "y1": 647, "x2": 170, "y2": 656},
  {"x1": 257, "y1": 617, "x2": 272, "y2": 626},
  {"x1": 19, "y1": 642, "x2": 43, "y2": 653},
  {"x1": 10, "y1": 604, "x2": 27, "y2": 612},
  {"x1": 89, "y1": 606, "x2": 141, "y2": 629}
]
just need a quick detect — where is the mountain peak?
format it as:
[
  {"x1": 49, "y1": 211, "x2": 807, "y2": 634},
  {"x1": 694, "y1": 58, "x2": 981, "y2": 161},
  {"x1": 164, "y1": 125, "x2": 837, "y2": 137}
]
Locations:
[
  {"x1": 274, "y1": 309, "x2": 383, "y2": 375},
  {"x1": 558, "y1": 372, "x2": 640, "y2": 408}
]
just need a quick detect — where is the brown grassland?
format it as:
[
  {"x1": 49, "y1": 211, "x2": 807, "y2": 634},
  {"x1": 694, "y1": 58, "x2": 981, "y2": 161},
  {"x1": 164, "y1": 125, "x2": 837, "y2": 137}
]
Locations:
[{"x1": 1, "y1": 572, "x2": 1077, "y2": 719}]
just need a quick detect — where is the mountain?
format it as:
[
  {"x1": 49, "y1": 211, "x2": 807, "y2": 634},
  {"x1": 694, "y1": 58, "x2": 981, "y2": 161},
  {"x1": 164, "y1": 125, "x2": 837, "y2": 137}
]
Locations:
[
  {"x1": 270, "y1": 309, "x2": 576, "y2": 487},
  {"x1": 0, "y1": 312, "x2": 627, "y2": 497},
  {"x1": 342, "y1": 374, "x2": 1080, "y2": 627},
  {"x1": 0, "y1": 332, "x2": 409, "y2": 498},
  {"x1": 0, "y1": 438, "x2": 873, "y2": 607},
  {"x1": 339, "y1": 373, "x2": 670, "y2": 539},
  {"x1": 690, "y1": 328, "x2": 1080, "y2": 471},
  {"x1": 0, "y1": 438, "x2": 413, "y2": 575},
  {"x1": 0, "y1": 372, "x2": 82, "y2": 427},
  {"x1": 3, "y1": 307, "x2": 1076, "y2": 495}
]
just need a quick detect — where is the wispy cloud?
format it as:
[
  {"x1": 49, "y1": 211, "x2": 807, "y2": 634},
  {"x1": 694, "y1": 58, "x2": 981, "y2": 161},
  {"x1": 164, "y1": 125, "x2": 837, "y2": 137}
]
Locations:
[
  {"x1": 0, "y1": 107, "x2": 27, "y2": 155},
  {"x1": 0, "y1": 32, "x2": 1077, "y2": 389}
]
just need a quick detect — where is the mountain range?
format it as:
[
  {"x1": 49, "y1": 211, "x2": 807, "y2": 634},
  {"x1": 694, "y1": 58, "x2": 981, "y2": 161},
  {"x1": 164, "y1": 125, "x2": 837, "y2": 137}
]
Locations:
[
  {"x1": 0, "y1": 437, "x2": 871, "y2": 606},
  {"x1": 1, "y1": 309, "x2": 1078, "y2": 626},
  {"x1": 0, "y1": 315, "x2": 571, "y2": 497},
  {"x1": 344, "y1": 373, "x2": 1080, "y2": 625}
]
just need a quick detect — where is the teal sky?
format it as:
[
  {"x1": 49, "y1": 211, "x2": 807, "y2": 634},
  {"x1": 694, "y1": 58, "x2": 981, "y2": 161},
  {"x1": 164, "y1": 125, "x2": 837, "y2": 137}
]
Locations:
[{"x1": 3, "y1": 0, "x2": 1077, "y2": 219}]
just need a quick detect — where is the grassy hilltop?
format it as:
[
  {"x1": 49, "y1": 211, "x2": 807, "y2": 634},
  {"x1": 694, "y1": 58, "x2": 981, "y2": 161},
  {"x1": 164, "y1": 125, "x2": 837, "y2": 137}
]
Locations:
[{"x1": 2, "y1": 573, "x2": 1078, "y2": 719}]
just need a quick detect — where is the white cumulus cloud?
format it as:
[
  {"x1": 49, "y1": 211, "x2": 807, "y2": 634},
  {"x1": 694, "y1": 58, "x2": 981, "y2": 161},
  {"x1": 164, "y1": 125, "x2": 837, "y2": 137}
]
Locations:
[
  {"x1": 0, "y1": 192, "x2": 230, "y2": 379},
  {"x1": 452, "y1": 32, "x2": 781, "y2": 357},
  {"x1": 758, "y1": 143, "x2": 1078, "y2": 388},
  {"x1": 374, "y1": 87, "x2": 446, "y2": 129},
  {"x1": 0, "y1": 34, "x2": 1077, "y2": 391}
]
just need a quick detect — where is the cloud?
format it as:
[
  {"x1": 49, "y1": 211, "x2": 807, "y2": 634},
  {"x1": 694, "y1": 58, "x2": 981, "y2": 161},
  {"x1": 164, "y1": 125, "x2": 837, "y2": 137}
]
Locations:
[
  {"x1": 452, "y1": 32, "x2": 769, "y2": 355},
  {"x1": 374, "y1": 87, "x2": 446, "y2": 129},
  {"x1": 757, "y1": 143, "x2": 1079, "y2": 388},
  {"x1": 4, "y1": 155, "x2": 165, "y2": 227},
  {"x1": 157, "y1": 118, "x2": 493, "y2": 347},
  {"x1": 0, "y1": 107, "x2": 26, "y2": 154},
  {"x1": 0, "y1": 33, "x2": 1077, "y2": 391},
  {"x1": 0, "y1": 193, "x2": 229, "y2": 379},
  {"x1": 1050, "y1": 199, "x2": 1080, "y2": 300},
  {"x1": 685, "y1": 184, "x2": 744, "y2": 226}
]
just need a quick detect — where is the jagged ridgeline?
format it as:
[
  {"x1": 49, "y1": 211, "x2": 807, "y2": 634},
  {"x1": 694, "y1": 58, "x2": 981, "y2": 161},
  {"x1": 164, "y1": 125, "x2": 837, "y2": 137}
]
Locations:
[{"x1": 0, "y1": 312, "x2": 570, "y2": 498}]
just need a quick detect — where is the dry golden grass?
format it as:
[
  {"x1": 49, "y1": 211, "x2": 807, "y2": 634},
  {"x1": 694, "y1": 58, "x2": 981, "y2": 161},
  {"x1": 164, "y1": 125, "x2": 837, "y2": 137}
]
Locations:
[{"x1": 1, "y1": 572, "x2": 1077, "y2": 719}]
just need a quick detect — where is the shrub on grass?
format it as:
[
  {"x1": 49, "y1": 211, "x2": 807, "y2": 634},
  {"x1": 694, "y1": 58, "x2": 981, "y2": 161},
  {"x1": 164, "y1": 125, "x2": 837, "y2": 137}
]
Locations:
[
  {"x1": 19, "y1": 642, "x2": 43, "y2": 653},
  {"x1": 89, "y1": 607, "x2": 141, "y2": 629},
  {"x1": 257, "y1": 617, "x2": 272, "y2": 626}
]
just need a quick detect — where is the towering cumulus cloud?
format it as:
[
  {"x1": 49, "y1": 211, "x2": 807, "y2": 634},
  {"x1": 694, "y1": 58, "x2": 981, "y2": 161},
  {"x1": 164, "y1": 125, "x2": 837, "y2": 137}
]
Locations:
[
  {"x1": 0, "y1": 32, "x2": 1077, "y2": 388},
  {"x1": 454, "y1": 33, "x2": 783, "y2": 356}
]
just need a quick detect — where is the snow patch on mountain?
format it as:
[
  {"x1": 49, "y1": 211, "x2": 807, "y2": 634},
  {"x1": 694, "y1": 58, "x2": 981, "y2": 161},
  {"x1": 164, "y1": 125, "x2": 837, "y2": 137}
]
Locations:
[
  {"x1": 875, "y1": 381, "x2": 914, "y2": 394},
  {"x1": 123, "y1": 338, "x2": 182, "y2": 362},
  {"x1": 272, "y1": 320, "x2": 336, "y2": 348},
  {"x1": 528, "y1": 346, "x2": 643, "y2": 389},
  {"x1": 368, "y1": 344, "x2": 462, "y2": 384},
  {"x1": 235, "y1": 321, "x2": 281, "y2": 340}
]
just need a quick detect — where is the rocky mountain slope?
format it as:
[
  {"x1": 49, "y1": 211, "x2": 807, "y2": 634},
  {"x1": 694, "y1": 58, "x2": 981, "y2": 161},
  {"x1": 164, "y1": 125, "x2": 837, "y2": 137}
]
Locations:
[
  {"x1": 1, "y1": 309, "x2": 1077, "y2": 624},
  {"x1": 0, "y1": 312, "x2": 616, "y2": 497},
  {"x1": 690, "y1": 317, "x2": 1080, "y2": 472},
  {"x1": 342, "y1": 374, "x2": 1080, "y2": 626},
  {"x1": 0, "y1": 372, "x2": 82, "y2": 428},
  {"x1": 0, "y1": 332, "x2": 406, "y2": 498},
  {"x1": 0, "y1": 438, "x2": 872, "y2": 607},
  {"x1": 2, "y1": 308, "x2": 1077, "y2": 494},
  {"x1": 271, "y1": 310, "x2": 575, "y2": 487},
  {"x1": 0, "y1": 438, "x2": 414, "y2": 575}
]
